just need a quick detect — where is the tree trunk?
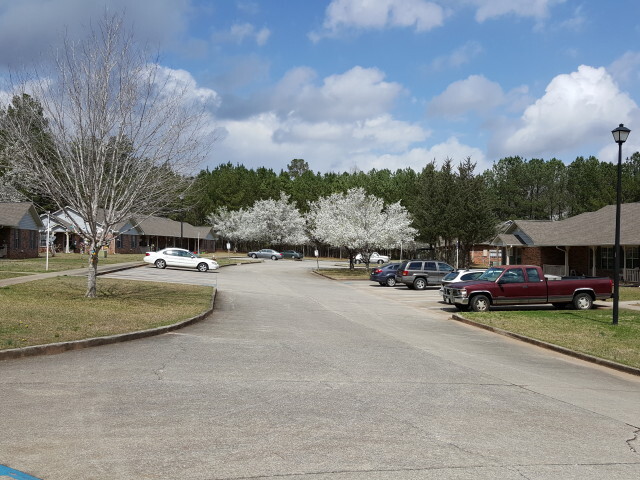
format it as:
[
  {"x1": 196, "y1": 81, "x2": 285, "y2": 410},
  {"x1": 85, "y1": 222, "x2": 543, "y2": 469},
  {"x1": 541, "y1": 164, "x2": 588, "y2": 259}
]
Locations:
[{"x1": 86, "y1": 247, "x2": 99, "y2": 298}]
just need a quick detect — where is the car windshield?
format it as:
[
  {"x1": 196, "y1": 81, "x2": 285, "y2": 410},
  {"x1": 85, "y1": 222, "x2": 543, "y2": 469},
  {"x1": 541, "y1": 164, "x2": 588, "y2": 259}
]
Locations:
[{"x1": 477, "y1": 267, "x2": 504, "y2": 282}]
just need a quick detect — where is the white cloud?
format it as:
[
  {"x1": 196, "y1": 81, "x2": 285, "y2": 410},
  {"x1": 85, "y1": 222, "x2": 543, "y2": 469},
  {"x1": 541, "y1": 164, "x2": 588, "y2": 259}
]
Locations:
[
  {"x1": 341, "y1": 137, "x2": 487, "y2": 174},
  {"x1": 271, "y1": 66, "x2": 405, "y2": 122},
  {"x1": 497, "y1": 65, "x2": 639, "y2": 158},
  {"x1": 216, "y1": 23, "x2": 271, "y2": 46},
  {"x1": 428, "y1": 75, "x2": 505, "y2": 117},
  {"x1": 469, "y1": 0, "x2": 564, "y2": 22},
  {"x1": 609, "y1": 51, "x2": 640, "y2": 88},
  {"x1": 310, "y1": 0, "x2": 445, "y2": 41},
  {"x1": 429, "y1": 41, "x2": 484, "y2": 71},
  {"x1": 154, "y1": 66, "x2": 220, "y2": 107}
]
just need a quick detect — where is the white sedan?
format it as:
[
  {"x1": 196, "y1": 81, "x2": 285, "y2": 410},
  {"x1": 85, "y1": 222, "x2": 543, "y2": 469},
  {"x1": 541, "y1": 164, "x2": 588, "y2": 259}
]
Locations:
[
  {"x1": 355, "y1": 252, "x2": 390, "y2": 264},
  {"x1": 144, "y1": 248, "x2": 219, "y2": 272}
]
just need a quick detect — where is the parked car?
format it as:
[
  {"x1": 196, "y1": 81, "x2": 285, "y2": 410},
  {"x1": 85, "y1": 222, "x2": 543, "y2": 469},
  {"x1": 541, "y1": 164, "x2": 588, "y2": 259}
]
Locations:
[
  {"x1": 370, "y1": 263, "x2": 401, "y2": 286},
  {"x1": 281, "y1": 250, "x2": 304, "y2": 260},
  {"x1": 395, "y1": 259, "x2": 454, "y2": 290},
  {"x1": 439, "y1": 269, "x2": 486, "y2": 302},
  {"x1": 144, "y1": 248, "x2": 219, "y2": 272},
  {"x1": 442, "y1": 265, "x2": 613, "y2": 312},
  {"x1": 355, "y1": 252, "x2": 390, "y2": 264},
  {"x1": 247, "y1": 249, "x2": 283, "y2": 260}
]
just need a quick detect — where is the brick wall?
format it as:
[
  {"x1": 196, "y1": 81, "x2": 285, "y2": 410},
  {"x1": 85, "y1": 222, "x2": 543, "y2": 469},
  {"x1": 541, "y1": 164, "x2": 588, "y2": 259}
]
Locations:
[{"x1": 4, "y1": 228, "x2": 39, "y2": 259}]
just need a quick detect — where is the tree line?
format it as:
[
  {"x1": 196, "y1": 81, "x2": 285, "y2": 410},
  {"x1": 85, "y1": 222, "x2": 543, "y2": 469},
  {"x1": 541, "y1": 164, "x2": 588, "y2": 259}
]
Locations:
[{"x1": 182, "y1": 152, "x2": 640, "y2": 265}]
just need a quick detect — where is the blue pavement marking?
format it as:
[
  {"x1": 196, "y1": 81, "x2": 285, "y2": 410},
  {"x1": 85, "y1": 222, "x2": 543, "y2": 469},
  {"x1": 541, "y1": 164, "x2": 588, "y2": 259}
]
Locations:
[{"x1": 0, "y1": 466, "x2": 43, "y2": 480}]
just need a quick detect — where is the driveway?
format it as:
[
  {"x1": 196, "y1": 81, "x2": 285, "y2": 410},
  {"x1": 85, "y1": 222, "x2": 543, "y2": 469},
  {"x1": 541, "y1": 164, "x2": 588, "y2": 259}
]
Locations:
[{"x1": 1, "y1": 260, "x2": 639, "y2": 479}]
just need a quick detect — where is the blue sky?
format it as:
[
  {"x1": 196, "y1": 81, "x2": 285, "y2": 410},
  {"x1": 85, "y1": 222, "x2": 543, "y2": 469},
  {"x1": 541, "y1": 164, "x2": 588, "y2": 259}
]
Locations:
[{"x1": 1, "y1": 0, "x2": 640, "y2": 174}]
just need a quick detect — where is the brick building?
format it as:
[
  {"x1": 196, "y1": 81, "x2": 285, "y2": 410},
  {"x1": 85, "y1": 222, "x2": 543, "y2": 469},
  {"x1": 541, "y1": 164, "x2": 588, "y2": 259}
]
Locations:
[{"x1": 487, "y1": 203, "x2": 640, "y2": 282}]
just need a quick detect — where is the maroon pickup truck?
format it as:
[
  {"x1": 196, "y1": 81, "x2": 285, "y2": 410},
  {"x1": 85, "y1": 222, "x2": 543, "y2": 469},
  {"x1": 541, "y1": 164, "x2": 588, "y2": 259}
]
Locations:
[{"x1": 442, "y1": 265, "x2": 612, "y2": 312}]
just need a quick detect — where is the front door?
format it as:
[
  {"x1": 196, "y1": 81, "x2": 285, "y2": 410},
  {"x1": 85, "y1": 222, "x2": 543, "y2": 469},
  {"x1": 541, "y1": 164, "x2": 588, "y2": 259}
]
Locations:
[{"x1": 494, "y1": 267, "x2": 530, "y2": 305}]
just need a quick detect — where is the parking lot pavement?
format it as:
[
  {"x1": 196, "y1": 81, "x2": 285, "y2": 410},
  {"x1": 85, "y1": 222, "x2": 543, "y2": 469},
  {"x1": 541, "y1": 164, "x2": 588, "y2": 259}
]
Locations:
[
  {"x1": 2, "y1": 259, "x2": 640, "y2": 479},
  {"x1": 340, "y1": 279, "x2": 455, "y2": 315}
]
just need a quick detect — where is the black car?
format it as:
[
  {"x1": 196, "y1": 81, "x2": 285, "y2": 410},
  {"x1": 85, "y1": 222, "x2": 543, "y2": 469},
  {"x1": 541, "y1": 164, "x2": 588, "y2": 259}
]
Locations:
[
  {"x1": 281, "y1": 250, "x2": 304, "y2": 260},
  {"x1": 370, "y1": 263, "x2": 401, "y2": 286}
]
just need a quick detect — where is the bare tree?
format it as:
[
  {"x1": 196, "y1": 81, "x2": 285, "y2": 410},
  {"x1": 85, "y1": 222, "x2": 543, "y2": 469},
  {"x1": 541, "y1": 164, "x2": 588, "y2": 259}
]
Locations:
[{"x1": 1, "y1": 14, "x2": 213, "y2": 297}]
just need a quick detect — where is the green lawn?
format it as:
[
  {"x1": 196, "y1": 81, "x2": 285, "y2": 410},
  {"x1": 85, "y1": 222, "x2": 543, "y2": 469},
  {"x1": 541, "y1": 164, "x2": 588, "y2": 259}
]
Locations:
[
  {"x1": 0, "y1": 252, "x2": 252, "y2": 274},
  {"x1": 0, "y1": 253, "x2": 144, "y2": 273},
  {"x1": 464, "y1": 308, "x2": 640, "y2": 369},
  {"x1": 0, "y1": 276, "x2": 213, "y2": 350}
]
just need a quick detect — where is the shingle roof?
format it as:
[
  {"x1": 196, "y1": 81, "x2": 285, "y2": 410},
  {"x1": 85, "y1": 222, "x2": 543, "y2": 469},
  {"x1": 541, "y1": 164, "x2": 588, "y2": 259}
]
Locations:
[
  {"x1": 121, "y1": 215, "x2": 215, "y2": 239},
  {"x1": 499, "y1": 202, "x2": 640, "y2": 247},
  {"x1": 0, "y1": 202, "x2": 43, "y2": 228}
]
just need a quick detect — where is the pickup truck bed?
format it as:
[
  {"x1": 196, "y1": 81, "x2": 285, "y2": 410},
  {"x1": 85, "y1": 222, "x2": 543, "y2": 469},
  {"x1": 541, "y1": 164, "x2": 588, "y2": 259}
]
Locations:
[{"x1": 443, "y1": 265, "x2": 612, "y2": 312}]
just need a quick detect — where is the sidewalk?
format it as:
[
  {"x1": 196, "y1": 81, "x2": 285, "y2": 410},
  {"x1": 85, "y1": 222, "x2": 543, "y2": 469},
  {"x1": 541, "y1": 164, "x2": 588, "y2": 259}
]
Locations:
[{"x1": 0, "y1": 262, "x2": 146, "y2": 287}]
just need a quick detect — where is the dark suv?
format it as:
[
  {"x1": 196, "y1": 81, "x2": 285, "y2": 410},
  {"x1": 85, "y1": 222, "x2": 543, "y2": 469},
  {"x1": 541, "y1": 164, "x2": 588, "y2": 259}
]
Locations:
[{"x1": 395, "y1": 260, "x2": 454, "y2": 290}]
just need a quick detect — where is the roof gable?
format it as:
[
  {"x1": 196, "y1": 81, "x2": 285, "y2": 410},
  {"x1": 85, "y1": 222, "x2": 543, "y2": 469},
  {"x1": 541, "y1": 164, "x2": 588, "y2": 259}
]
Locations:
[{"x1": 0, "y1": 202, "x2": 44, "y2": 229}]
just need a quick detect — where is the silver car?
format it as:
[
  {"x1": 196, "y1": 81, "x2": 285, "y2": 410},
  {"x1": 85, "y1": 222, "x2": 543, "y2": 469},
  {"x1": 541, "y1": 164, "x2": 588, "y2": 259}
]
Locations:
[
  {"x1": 247, "y1": 249, "x2": 283, "y2": 260},
  {"x1": 395, "y1": 259, "x2": 454, "y2": 290}
]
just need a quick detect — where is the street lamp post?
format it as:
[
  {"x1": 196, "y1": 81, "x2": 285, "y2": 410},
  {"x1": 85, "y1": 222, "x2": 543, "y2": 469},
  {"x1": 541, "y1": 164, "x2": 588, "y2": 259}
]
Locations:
[
  {"x1": 611, "y1": 123, "x2": 631, "y2": 326},
  {"x1": 179, "y1": 194, "x2": 184, "y2": 250}
]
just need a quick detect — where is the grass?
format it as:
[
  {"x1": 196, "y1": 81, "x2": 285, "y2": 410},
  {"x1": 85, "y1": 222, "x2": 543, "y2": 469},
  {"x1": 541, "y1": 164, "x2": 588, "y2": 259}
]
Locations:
[
  {"x1": 314, "y1": 267, "x2": 372, "y2": 280},
  {"x1": 465, "y1": 308, "x2": 640, "y2": 369},
  {"x1": 0, "y1": 276, "x2": 213, "y2": 350},
  {"x1": 0, "y1": 253, "x2": 144, "y2": 273},
  {"x1": 616, "y1": 286, "x2": 640, "y2": 302},
  {"x1": 0, "y1": 251, "x2": 255, "y2": 275}
]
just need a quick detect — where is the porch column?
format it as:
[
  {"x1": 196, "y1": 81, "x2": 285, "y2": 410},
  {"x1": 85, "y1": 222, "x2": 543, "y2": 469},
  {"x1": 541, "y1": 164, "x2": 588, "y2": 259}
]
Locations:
[
  {"x1": 623, "y1": 246, "x2": 627, "y2": 281},
  {"x1": 65, "y1": 232, "x2": 71, "y2": 253},
  {"x1": 564, "y1": 246, "x2": 570, "y2": 276},
  {"x1": 591, "y1": 246, "x2": 597, "y2": 276}
]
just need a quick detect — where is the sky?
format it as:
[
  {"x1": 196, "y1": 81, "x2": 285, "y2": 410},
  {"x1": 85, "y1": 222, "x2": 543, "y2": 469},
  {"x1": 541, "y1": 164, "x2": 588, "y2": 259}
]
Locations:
[{"x1": 1, "y1": 0, "x2": 640, "y2": 175}]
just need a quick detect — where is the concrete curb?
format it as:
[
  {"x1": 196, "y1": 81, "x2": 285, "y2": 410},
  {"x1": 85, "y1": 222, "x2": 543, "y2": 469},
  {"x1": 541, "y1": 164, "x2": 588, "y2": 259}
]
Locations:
[
  {"x1": 0, "y1": 291, "x2": 216, "y2": 361},
  {"x1": 451, "y1": 313, "x2": 640, "y2": 377}
]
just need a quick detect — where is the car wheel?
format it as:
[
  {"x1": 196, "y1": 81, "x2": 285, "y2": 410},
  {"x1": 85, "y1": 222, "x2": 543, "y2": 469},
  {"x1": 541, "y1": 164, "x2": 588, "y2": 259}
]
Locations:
[
  {"x1": 271, "y1": 255, "x2": 277, "y2": 260},
  {"x1": 573, "y1": 292, "x2": 593, "y2": 310},
  {"x1": 385, "y1": 276, "x2": 396, "y2": 287},
  {"x1": 197, "y1": 262, "x2": 209, "y2": 272},
  {"x1": 413, "y1": 278, "x2": 427, "y2": 290},
  {"x1": 470, "y1": 294, "x2": 490, "y2": 312},
  {"x1": 377, "y1": 259, "x2": 384, "y2": 264},
  {"x1": 251, "y1": 254, "x2": 257, "y2": 258},
  {"x1": 155, "y1": 259, "x2": 166, "y2": 269}
]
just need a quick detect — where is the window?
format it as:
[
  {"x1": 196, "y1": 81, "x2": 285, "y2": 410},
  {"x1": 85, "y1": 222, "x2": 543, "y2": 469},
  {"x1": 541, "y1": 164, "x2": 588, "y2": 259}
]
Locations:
[
  {"x1": 29, "y1": 231, "x2": 37, "y2": 249},
  {"x1": 408, "y1": 261, "x2": 422, "y2": 270},
  {"x1": 599, "y1": 247, "x2": 614, "y2": 270},
  {"x1": 13, "y1": 229, "x2": 20, "y2": 248},
  {"x1": 626, "y1": 247, "x2": 639, "y2": 269},
  {"x1": 438, "y1": 262, "x2": 454, "y2": 272},
  {"x1": 425, "y1": 261, "x2": 436, "y2": 270},
  {"x1": 526, "y1": 268, "x2": 541, "y2": 282},
  {"x1": 501, "y1": 268, "x2": 525, "y2": 283}
]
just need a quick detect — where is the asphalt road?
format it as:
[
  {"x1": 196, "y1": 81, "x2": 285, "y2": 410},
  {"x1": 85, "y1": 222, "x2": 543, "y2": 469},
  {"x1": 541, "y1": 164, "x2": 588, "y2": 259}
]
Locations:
[{"x1": 1, "y1": 260, "x2": 639, "y2": 479}]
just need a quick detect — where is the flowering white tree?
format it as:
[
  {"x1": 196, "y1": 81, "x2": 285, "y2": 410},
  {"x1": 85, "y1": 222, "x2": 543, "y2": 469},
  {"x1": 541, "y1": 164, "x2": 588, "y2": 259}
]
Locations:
[
  {"x1": 307, "y1": 188, "x2": 416, "y2": 269},
  {"x1": 1, "y1": 14, "x2": 213, "y2": 297},
  {"x1": 243, "y1": 192, "x2": 308, "y2": 245},
  {"x1": 208, "y1": 193, "x2": 308, "y2": 248},
  {"x1": 208, "y1": 206, "x2": 248, "y2": 249}
]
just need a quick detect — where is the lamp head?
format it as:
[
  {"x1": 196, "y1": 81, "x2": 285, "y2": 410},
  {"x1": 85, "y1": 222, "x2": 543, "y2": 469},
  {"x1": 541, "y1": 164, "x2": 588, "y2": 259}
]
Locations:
[{"x1": 612, "y1": 123, "x2": 631, "y2": 144}]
